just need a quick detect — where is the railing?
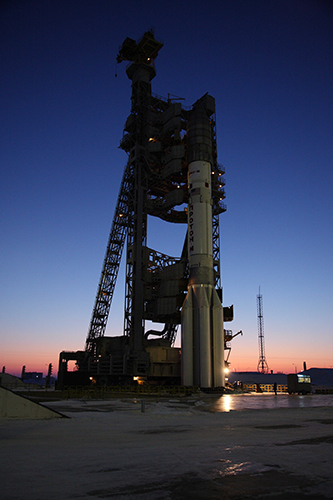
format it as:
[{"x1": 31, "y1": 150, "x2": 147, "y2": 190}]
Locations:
[
  {"x1": 217, "y1": 201, "x2": 227, "y2": 212},
  {"x1": 62, "y1": 385, "x2": 200, "y2": 399},
  {"x1": 151, "y1": 92, "x2": 192, "y2": 111}
]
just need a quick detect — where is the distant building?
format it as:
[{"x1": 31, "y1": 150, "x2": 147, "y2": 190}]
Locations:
[
  {"x1": 303, "y1": 368, "x2": 333, "y2": 393},
  {"x1": 228, "y1": 371, "x2": 288, "y2": 392},
  {"x1": 23, "y1": 372, "x2": 56, "y2": 387},
  {"x1": 0, "y1": 372, "x2": 56, "y2": 389},
  {"x1": 23, "y1": 372, "x2": 43, "y2": 383},
  {"x1": 228, "y1": 369, "x2": 333, "y2": 393}
]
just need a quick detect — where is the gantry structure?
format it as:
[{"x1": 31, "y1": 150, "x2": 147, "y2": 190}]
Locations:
[
  {"x1": 58, "y1": 31, "x2": 229, "y2": 385},
  {"x1": 84, "y1": 31, "x2": 226, "y2": 376}
]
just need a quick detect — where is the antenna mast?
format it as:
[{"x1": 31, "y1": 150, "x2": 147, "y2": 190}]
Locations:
[{"x1": 257, "y1": 287, "x2": 269, "y2": 373}]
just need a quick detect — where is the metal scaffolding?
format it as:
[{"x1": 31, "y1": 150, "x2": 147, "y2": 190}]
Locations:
[{"x1": 81, "y1": 30, "x2": 227, "y2": 381}]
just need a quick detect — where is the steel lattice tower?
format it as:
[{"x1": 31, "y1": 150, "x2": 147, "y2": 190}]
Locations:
[{"x1": 257, "y1": 287, "x2": 269, "y2": 373}]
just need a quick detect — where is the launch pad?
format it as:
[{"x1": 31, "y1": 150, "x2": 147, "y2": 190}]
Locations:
[{"x1": 58, "y1": 31, "x2": 237, "y2": 389}]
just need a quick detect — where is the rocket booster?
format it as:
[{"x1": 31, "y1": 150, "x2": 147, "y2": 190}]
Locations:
[
  {"x1": 181, "y1": 97, "x2": 224, "y2": 388},
  {"x1": 188, "y1": 160, "x2": 214, "y2": 286}
]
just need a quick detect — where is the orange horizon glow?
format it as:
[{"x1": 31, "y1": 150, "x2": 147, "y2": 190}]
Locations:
[
  {"x1": 1, "y1": 336, "x2": 331, "y2": 379},
  {"x1": 1, "y1": 356, "x2": 332, "y2": 380}
]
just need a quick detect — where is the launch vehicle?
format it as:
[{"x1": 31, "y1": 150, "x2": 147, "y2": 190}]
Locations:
[{"x1": 181, "y1": 102, "x2": 225, "y2": 388}]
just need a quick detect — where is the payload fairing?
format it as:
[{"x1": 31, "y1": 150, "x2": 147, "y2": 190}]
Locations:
[{"x1": 181, "y1": 98, "x2": 225, "y2": 388}]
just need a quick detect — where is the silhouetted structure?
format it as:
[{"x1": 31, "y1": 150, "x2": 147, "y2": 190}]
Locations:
[
  {"x1": 257, "y1": 287, "x2": 269, "y2": 373},
  {"x1": 58, "y1": 31, "x2": 239, "y2": 388}
]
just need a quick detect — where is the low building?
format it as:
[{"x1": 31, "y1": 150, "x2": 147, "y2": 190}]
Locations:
[
  {"x1": 228, "y1": 372, "x2": 287, "y2": 392},
  {"x1": 228, "y1": 369, "x2": 333, "y2": 394}
]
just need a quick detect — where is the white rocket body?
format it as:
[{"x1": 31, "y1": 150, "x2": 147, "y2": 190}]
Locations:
[{"x1": 181, "y1": 100, "x2": 225, "y2": 388}]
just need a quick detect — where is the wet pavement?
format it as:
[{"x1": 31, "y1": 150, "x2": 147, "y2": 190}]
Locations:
[
  {"x1": 1, "y1": 397, "x2": 333, "y2": 499},
  {"x1": 43, "y1": 392, "x2": 333, "y2": 415},
  {"x1": 198, "y1": 393, "x2": 333, "y2": 412}
]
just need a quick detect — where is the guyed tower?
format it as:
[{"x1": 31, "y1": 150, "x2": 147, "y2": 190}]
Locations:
[{"x1": 257, "y1": 287, "x2": 269, "y2": 373}]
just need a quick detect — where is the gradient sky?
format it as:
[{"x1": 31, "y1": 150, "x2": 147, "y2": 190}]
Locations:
[{"x1": 1, "y1": 0, "x2": 332, "y2": 377}]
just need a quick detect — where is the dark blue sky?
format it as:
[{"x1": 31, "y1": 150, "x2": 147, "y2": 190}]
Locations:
[{"x1": 1, "y1": 0, "x2": 332, "y2": 374}]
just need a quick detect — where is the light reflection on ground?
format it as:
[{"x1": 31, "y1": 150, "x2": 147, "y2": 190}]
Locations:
[
  {"x1": 201, "y1": 393, "x2": 333, "y2": 412},
  {"x1": 42, "y1": 393, "x2": 333, "y2": 415}
]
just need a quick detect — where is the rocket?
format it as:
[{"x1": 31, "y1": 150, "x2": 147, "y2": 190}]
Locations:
[{"x1": 181, "y1": 97, "x2": 225, "y2": 388}]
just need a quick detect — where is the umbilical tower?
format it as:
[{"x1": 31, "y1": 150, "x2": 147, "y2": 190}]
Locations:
[{"x1": 58, "y1": 31, "x2": 236, "y2": 389}]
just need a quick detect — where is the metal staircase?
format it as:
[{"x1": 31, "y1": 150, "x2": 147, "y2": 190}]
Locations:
[{"x1": 85, "y1": 162, "x2": 134, "y2": 354}]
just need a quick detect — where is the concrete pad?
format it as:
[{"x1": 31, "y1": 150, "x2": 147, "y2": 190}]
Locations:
[
  {"x1": 0, "y1": 387, "x2": 66, "y2": 419},
  {"x1": 0, "y1": 397, "x2": 332, "y2": 499}
]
